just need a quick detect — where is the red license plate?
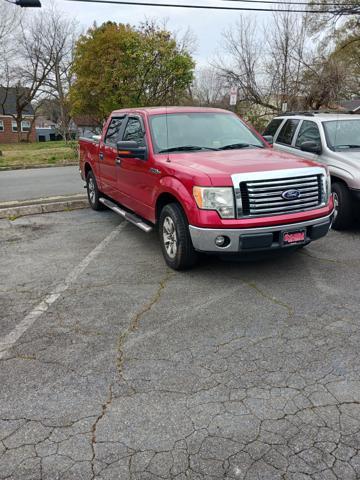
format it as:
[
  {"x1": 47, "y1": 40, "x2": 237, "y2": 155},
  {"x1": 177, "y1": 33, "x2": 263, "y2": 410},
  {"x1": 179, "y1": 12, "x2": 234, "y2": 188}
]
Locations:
[{"x1": 282, "y1": 229, "x2": 306, "y2": 245}]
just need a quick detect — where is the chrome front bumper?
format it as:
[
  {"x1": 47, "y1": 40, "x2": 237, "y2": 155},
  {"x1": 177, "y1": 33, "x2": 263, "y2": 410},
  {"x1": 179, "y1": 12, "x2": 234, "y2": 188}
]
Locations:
[{"x1": 189, "y1": 213, "x2": 333, "y2": 253}]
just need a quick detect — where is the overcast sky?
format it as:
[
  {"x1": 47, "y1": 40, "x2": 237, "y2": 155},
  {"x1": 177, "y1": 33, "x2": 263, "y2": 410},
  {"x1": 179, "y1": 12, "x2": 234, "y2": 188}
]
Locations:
[{"x1": 41, "y1": 0, "x2": 272, "y2": 66}]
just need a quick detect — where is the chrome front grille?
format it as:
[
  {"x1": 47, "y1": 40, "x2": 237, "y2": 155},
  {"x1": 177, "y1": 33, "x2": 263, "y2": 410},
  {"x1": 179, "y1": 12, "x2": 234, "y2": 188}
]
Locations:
[{"x1": 232, "y1": 168, "x2": 327, "y2": 218}]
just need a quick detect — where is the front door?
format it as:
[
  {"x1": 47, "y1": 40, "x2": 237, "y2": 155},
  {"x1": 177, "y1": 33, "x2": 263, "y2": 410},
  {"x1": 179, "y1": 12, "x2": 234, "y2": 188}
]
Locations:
[
  {"x1": 116, "y1": 115, "x2": 156, "y2": 219},
  {"x1": 293, "y1": 120, "x2": 322, "y2": 162}
]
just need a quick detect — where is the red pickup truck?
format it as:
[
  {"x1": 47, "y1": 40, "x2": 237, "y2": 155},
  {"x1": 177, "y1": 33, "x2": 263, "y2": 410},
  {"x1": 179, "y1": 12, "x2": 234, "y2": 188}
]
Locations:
[{"x1": 79, "y1": 107, "x2": 334, "y2": 270}]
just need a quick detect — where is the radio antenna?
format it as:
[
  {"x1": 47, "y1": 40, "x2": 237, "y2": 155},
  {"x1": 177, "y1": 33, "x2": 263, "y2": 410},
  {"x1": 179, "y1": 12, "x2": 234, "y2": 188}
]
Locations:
[{"x1": 165, "y1": 99, "x2": 170, "y2": 162}]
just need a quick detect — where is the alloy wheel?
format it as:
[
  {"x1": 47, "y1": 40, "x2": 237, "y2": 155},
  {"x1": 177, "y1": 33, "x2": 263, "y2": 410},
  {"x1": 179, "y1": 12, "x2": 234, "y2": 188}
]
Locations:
[
  {"x1": 88, "y1": 177, "x2": 96, "y2": 205},
  {"x1": 163, "y1": 216, "x2": 177, "y2": 259},
  {"x1": 333, "y1": 191, "x2": 339, "y2": 222}
]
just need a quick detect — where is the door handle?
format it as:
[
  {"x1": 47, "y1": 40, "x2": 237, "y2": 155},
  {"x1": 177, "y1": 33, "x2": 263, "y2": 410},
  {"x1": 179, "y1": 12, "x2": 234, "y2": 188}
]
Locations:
[
  {"x1": 115, "y1": 157, "x2": 121, "y2": 165},
  {"x1": 99, "y1": 152, "x2": 104, "y2": 160}
]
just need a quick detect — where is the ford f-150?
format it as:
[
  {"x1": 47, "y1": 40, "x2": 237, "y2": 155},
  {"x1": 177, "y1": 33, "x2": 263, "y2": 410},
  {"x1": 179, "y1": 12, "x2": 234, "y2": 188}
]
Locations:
[{"x1": 79, "y1": 107, "x2": 334, "y2": 270}]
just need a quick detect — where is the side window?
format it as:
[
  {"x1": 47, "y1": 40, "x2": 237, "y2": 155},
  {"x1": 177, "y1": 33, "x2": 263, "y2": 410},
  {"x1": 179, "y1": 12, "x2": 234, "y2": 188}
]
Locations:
[
  {"x1": 295, "y1": 120, "x2": 321, "y2": 148},
  {"x1": 263, "y1": 118, "x2": 283, "y2": 137},
  {"x1": 104, "y1": 117, "x2": 125, "y2": 146},
  {"x1": 122, "y1": 117, "x2": 145, "y2": 146},
  {"x1": 276, "y1": 119, "x2": 300, "y2": 146}
]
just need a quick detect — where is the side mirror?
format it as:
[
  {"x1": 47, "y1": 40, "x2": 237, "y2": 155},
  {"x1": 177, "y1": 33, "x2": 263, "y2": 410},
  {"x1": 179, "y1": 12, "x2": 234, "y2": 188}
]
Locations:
[
  {"x1": 263, "y1": 135, "x2": 273, "y2": 145},
  {"x1": 117, "y1": 141, "x2": 147, "y2": 160},
  {"x1": 300, "y1": 141, "x2": 322, "y2": 155}
]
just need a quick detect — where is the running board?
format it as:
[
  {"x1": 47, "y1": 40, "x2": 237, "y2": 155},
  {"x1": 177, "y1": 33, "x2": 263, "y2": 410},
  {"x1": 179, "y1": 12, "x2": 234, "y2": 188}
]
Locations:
[{"x1": 99, "y1": 197, "x2": 153, "y2": 233}]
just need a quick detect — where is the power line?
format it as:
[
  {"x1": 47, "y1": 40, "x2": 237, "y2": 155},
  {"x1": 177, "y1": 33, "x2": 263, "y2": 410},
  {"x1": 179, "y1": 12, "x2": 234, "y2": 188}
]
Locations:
[
  {"x1": 222, "y1": 0, "x2": 356, "y2": 6},
  {"x1": 67, "y1": 0, "x2": 349, "y2": 14}
]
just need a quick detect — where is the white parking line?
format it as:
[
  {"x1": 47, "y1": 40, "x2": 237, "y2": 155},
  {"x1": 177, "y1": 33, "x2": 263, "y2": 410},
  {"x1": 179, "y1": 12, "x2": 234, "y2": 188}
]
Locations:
[{"x1": 0, "y1": 222, "x2": 126, "y2": 360}]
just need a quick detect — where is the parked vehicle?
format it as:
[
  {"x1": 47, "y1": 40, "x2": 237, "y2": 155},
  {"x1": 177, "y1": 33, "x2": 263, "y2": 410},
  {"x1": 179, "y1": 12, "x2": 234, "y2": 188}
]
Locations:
[
  {"x1": 263, "y1": 112, "x2": 360, "y2": 230},
  {"x1": 79, "y1": 107, "x2": 334, "y2": 270}
]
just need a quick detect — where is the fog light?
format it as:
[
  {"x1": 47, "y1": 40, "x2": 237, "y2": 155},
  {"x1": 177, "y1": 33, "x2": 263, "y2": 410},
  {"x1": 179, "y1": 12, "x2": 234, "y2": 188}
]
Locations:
[
  {"x1": 215, "y1": 236, "x2": 225, "y2": 246},
  {"x1": 215, "y1": 235, "x2": 231, "y2": 248}
]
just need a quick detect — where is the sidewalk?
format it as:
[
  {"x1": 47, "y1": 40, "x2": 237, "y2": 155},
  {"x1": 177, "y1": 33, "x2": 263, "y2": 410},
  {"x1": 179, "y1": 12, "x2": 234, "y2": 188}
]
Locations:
[
  {"x1": 0, "y1": 165, "x2": 88, "y2": 218},
  {"x1": 0, "y1": 166, "x2": 84, "y2": 203}
]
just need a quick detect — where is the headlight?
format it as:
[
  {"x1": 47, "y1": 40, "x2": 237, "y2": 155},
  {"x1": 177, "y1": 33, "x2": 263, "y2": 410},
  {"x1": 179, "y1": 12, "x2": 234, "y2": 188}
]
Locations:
[
  {"x1": 321, "y1": 170, "x2": 331, "y2": 203},
  {"x1": 327, "y1": 173, "x2": 331, "y2": 201},
  {"x1": 193, "y1": 186, "x2": 235, "y2": 219}
]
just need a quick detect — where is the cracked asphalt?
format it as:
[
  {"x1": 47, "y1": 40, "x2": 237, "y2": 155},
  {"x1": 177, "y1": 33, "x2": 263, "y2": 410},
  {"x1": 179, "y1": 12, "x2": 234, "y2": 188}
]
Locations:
[{"x1": 1, "y1": 209, "x2": 360, "y2": 480}]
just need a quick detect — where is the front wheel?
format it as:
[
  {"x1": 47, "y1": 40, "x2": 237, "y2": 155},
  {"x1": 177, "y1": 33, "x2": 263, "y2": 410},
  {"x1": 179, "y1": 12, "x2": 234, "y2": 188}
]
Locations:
[
  {"x1": 331, "y1": 182, "x2": 353, "y2": 230},
  {"x1": 159, "y1": 203, "x2": 197, "y2": 270}
]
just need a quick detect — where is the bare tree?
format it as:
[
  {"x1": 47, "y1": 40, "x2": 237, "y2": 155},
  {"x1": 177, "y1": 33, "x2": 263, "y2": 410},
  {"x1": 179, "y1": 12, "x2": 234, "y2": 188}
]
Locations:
[
  {"x1": 191, "y1": 67, "x2": 226, "y2": 106},
  {"x1": 264, "y1": 11, "x2": 308, "y2": 111},
  {"x1": 0, "y1": 3, "x2": 21, "y2": 114},
  {"x1": 216, "y1": 16, "x2": 278, "y2": 112},
  {"x1": 300, "y1": 52, "x2": 350, "y2": 109},
  {"x1": 0, "y1": 3, "x2": 20, "y2": 45},
  {"x1": 310, "y1": 0, "x2": 360, "y2": 19},
  {"x1": 216, "y1": 11, "x2": 346, "y2": 114},
  {"x1": 40, "y1": 10, "x2": 79, "y2": 141},
  {"x1": 3, "y1": 7, "x2": 78, "y2": 142}
]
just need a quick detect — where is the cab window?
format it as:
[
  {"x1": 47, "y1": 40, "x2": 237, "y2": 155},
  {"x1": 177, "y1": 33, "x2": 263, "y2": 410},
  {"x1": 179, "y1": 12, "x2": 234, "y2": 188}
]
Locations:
[
  {"x1": 295, "y1": 120, "x2": 321, "y2": 148},
  {"x1": 104, "y1": 117, "x2": 125, "y2": 146},
  {"x1": 122, "y1": 117, "x2": 145, "y2": 146},
  {"x1": 263, "y1": 118, "x2": 283, "y2": 137},
  {"x1": 276, "y1": 119, "x2": 300, "y2": 146}
]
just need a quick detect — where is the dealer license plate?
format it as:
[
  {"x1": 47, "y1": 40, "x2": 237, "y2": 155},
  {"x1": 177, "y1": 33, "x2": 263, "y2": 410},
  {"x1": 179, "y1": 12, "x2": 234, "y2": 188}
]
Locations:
[{"x1": 282, "y1": 229, "x2": 306, "y2": 245}]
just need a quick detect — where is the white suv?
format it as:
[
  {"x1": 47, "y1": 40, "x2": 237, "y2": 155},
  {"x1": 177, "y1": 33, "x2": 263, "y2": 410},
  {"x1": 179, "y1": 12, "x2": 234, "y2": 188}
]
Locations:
[{"x1": 263, "y1": 112, "x2": 360, "y2": 229}]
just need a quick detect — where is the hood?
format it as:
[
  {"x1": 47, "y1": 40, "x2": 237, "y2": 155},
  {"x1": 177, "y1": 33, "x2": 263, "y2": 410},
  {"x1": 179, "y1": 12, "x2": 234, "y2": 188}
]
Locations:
[
  {"x1": 162, "y1": 148, "x2": 323, "y2": 186},
  {"x1": 332, "y1": 150, "x2": 360, "y2": 171}
]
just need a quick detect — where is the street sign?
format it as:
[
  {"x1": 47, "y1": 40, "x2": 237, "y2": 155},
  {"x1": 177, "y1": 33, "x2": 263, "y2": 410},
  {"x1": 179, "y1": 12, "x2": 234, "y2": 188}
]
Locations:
[{"x1": 229, "y1": 86, "x2": 237, "y2": 106}]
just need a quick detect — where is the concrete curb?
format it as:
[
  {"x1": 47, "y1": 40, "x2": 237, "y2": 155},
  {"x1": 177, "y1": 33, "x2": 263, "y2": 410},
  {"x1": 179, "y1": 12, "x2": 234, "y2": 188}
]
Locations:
[
  {"x1": 0, "y1": 194, "x2": 88, "y2": 219},
  {"x1": 0, "y1": 162, "x2": 78, "y2": 171}
]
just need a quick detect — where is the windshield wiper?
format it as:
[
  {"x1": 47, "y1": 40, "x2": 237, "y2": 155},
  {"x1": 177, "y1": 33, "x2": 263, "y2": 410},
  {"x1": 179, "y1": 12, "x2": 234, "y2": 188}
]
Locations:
[
  {"x1": 158, "y1": 145, "x2": 219, "y2": 153},
  {"x1": 219, "y1": 143, "x2": 263, "y2": 150},
  {"x1": 333, "y1": 144, "x2": 360, "y2": 149}
]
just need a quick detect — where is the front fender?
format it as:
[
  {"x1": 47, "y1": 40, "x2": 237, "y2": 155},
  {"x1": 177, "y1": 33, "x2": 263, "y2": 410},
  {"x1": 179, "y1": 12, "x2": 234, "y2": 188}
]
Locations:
[
  {"x1": 156, "y1": 177, "x2": 200, "y2": 224},
  {"x1": 329, "y1": 165, "x2": 355, "y2": 187}
]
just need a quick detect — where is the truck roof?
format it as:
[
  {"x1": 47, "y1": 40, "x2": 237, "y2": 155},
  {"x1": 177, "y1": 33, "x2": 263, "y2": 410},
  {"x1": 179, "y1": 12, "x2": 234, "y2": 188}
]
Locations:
[{"x1": 111, "y1": 106, "x2": 232, "y2": 116}]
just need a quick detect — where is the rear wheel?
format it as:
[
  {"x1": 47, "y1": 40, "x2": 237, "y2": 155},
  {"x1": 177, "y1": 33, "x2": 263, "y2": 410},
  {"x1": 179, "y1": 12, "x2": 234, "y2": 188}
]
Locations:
[
  {"x1": 332, "y1": 182, "x2": 353, "y2": 230},
  {"x1": 159, "y1": 203, "x2": 197, "y2": 270},
  {"x1": 86, "y1": 170, "x2": 105, "y2": 211}
]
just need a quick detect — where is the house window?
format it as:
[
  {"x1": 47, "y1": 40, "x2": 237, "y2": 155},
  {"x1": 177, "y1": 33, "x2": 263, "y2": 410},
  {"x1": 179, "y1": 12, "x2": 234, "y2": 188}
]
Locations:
[
  {"x1": 21, "y1": 120, "x2": 31, "y2": 132},
  {"x1": 0, "y1": 120, "x2": 4, "y2": 132},
  {"x1": 12, "y1": 121, "x2": 18, "y2": 132}
]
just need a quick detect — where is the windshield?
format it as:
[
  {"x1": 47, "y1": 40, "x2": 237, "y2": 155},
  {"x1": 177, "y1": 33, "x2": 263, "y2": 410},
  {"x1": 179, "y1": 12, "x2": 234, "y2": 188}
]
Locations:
[
  {"x1": 149, "y1": 112, "x2": 264, "y2": 154},
  {"x1": 323, "y1": 119, "x2": 360, "y2": 151}
]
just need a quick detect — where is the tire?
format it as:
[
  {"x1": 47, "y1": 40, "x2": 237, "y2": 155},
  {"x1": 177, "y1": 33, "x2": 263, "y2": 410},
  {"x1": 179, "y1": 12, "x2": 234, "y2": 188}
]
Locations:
[
  {"x1": 332, "y1": 182, "x2": 353, "y2": 230},
  {"x1": 86, "y1": 170, "x2": 105, "y2": 211},
  {"x1": 159, "y1": 203, "x2": 198, "y2": 270}
]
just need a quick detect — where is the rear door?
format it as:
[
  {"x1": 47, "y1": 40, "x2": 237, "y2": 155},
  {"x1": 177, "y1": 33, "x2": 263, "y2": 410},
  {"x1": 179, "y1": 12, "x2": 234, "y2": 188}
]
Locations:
[{"x1": 99, "y1": 116, "x2": 126, "y2": 201}]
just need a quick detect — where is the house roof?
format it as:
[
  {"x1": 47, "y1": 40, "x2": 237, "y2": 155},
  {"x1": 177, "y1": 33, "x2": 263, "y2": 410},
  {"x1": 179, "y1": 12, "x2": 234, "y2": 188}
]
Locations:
[
  {"x1": 339, "y1": 98, "x2": 360, "y2": 112},
  {"x1": 0, "y1": 87, "x2": 34, "y2": 116},
  {"x1": 72, "y1": 115, "x2": 100, "y2": 127}
]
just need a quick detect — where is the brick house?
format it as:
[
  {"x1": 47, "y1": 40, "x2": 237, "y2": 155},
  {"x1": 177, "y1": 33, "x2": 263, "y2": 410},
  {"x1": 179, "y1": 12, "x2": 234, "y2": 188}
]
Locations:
[{"x1": 0, "y1": 87, "x2": 36, "y2": 143}]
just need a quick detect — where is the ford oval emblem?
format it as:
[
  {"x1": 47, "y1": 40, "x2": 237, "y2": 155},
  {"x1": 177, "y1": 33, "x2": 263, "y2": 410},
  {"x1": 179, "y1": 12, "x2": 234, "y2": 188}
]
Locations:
[{"x1": 282, "y1": 189, "x2": 301, "y2": 200}]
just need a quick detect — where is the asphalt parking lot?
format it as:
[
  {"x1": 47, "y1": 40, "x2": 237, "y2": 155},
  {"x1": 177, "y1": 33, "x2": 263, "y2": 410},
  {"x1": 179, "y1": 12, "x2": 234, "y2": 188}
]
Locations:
[{"x1": 1, "y1": 208, "x2": 360, "y2": 480}]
